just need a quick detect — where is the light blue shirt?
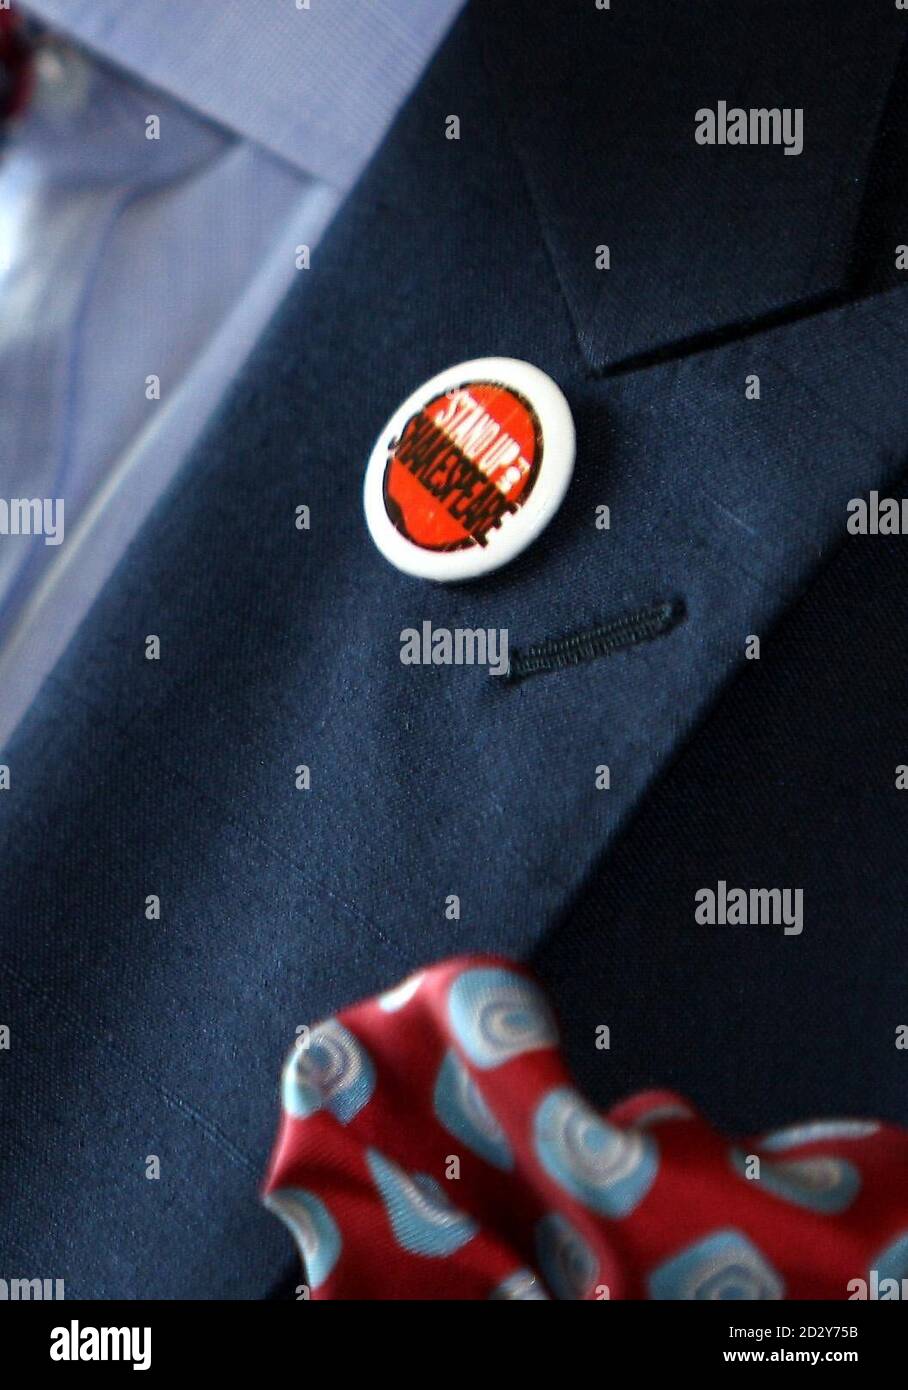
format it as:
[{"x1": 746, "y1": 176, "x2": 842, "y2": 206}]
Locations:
[{"x1": 0, "y1": 0, "x2": 462, "y2": 747}]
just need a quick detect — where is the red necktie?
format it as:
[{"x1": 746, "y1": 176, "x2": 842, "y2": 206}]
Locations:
[{"x1": 263, "y1": 955, "x2": 908, "y2": 1299}]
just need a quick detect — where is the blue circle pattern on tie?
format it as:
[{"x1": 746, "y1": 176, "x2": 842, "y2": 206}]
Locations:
[
  {"x1": 433, "y1": 1049, "x2": 514, "y2": 1172},
  {"x1": 366, "y1": 1148, "x2": 479, "y2": 1257},
  {"x1": 648, "y1": 1229, "x2": 785, "y2": 1301},
  {"x1": 263, "y1": 1188, "x2": 341, "y2": 1291},
  {"x1": 728, "y1": 1147, "x2": 861, "y2": 1214},
  {"x1": 535, "y1": 1212, "x2": 599, "y2": 1300},
  {"x1": 447, "y1": 965, "x2": 558, "y2": 1069},
  {"x1": 282, "y1": 1019, "x2": 375, "y2": 1124},
  {"x1": 281, "y1": 1045, "x2": 323, "y2": 1119},
  {"x1": 874, "y1": 1230, "x2": 908, "y2": 1285},
  {"x1": 534, "y1": 1086, "x2": 659, "y2": 1218},
  {"x1": 757, "y1": 1119, "x2": 879, "y2": 1151}
]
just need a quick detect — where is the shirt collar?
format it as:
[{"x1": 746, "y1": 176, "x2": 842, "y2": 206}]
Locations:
[{"x1": 20, "y1": 0, "x2": 464, "y2": 189}]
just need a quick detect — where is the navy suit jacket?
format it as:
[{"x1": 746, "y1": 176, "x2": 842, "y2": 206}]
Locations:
[{"x1": 2, "y1": 0, "x2": 908, "y2": 1297}]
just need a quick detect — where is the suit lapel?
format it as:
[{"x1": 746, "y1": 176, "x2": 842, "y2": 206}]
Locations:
[{"x1": 477, "y1": 0, "x2": 905, "y2": 371}]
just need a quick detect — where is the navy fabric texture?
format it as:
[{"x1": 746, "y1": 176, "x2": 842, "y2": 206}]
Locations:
[{"x1": 2, "y1": 0, "x2": 908, "y2": 1297}]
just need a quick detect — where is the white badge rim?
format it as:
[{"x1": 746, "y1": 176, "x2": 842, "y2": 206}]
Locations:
[{"x1": 363, "y1": 356, "x2": 575, "y2": 582}]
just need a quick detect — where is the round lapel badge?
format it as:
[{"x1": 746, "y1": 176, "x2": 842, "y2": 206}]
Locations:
[{"x1": 364, "y1": 357, "x2": 575, "y2": 581}]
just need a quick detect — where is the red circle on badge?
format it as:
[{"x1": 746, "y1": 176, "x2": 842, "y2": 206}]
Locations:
[{"x1": 381, "y1": 381, "x2": 543, "y2": 552}]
